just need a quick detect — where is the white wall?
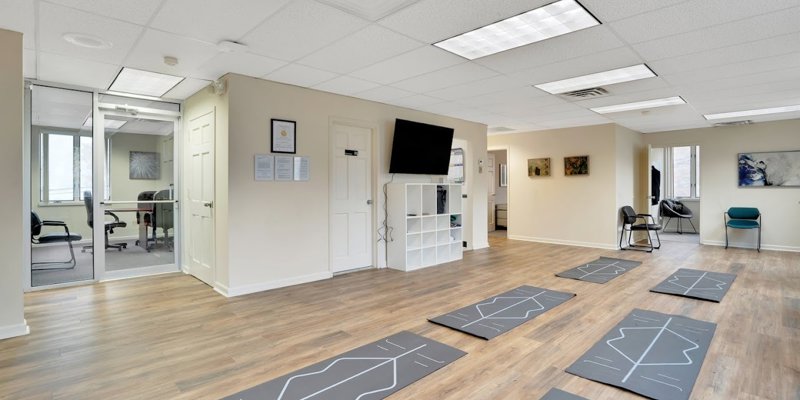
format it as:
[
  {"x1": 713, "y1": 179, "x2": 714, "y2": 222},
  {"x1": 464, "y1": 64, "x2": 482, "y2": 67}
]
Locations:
[
  {"x1": 644, "y1": 119, "x2": 800, "y2": 251},
  {"x1": 186, "y1": 74, "x2": 488, "y2": 296},
  {"x1": 0, "y1": 29, "x2": 28, "y2": 340},
  {"x1": 489, "y1": 150, "x2": 507, "y2": 204},
  {"x1": 488, "y1": 124, "x2": 621, "y2": 249}
]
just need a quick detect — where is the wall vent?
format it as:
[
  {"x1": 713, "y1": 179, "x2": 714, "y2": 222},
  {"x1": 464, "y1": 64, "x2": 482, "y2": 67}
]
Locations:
[
  {"x1": 559, "y1": 87, "x2": 609, "y2": 99},
  {"x1": 713, "y1": 120, "x2": 753, "y2": 127}
]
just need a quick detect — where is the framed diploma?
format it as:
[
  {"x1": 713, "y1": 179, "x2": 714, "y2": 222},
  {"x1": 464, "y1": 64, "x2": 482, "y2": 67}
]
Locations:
[{"x1": 271, "y1": 118, "x2": 296, "y2": 154}]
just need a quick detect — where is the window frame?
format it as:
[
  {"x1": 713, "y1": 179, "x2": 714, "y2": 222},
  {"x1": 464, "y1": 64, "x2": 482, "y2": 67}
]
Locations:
[
  {"x1": 39, "y1": 130, "x2": 93, "y2": 205},
  {"x1": 666, "y1": 145, "x2": 700, "y2": 200}
]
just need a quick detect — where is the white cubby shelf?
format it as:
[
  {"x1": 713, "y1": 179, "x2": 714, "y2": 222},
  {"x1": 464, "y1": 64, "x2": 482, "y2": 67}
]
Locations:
[{"x1": 387, "y1": 183, "x2": 463, "y2": 271}]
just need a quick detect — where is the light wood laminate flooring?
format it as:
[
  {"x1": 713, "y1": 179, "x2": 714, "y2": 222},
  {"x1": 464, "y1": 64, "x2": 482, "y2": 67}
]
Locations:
[{"x1": 2, "y1": 237, "x2": 798, "y2": 399}]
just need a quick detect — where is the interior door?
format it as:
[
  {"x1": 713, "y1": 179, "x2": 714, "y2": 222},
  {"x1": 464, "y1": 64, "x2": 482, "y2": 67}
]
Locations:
[
  {"x1": 187, "y1": 111, "x2": 215, "y2": 285},
  {"x1": 487, "y1": 153, "x2": 496, "y2": 231},
  {"x1": 330, "y1": 122, "x2": 372, "y2": 273}
]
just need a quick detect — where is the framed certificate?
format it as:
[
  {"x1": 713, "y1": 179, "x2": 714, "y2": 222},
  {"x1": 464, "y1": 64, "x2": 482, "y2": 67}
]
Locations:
[{"x1": 271, "y1": 118, "x2": 296, "y2": 154}]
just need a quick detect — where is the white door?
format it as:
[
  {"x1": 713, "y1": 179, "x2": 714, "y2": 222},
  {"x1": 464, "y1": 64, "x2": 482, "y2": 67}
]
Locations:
[
  {"x1": 187, "y1": 112, "x2": 215, "y2": 285},
  {"x1": 330, "y1": 122, "x2": 372, "y2": 273}
]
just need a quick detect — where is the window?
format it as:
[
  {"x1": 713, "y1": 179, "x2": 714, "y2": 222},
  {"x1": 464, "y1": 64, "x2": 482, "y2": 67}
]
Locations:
[
  {"x1": 40, "y1": 132, "x2": 92, "y2": 203},
  {"x1": 448, "y1": 148, "x2": 465, "y2": 184},
  {"x1": 669, "y1": 145, "x2": 700, "y2": 199}
]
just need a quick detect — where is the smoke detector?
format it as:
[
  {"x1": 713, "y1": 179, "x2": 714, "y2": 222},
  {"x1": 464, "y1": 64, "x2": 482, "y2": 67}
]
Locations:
[
  {"x1": 164, "y1": 56, "x2": 179, "y2": 66},
  {"x1": 63, "y1": 32, "x2": 112, "y2": 49}
]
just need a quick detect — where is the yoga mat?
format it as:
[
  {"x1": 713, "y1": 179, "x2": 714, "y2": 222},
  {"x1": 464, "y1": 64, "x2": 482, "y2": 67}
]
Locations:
[
  {"x1": 557, "y1": 257, "x2": 641, "y2": 284},
  {"x1": 650, "y1": 268, "x2": 736, "y2": 302}
]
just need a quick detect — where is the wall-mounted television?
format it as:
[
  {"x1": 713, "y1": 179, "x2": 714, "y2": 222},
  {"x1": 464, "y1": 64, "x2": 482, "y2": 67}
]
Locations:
[{"x1": 389, "y1": 119, "x2": 455, "y2": 175}]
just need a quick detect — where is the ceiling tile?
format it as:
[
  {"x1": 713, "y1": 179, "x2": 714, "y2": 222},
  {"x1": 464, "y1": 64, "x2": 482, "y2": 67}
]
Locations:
[
  {"x1": 194, "y1": 52, "x2": 287, "y2": 81},
  {"x1": 44, "y1": 0, "x2": 163, "y2": 25},
  {"x1": 391, "y1": 63, "x2": 497, "y2": 93},
  {"x1": 299, "y1": 25, "x2": 423, "y2": 74},
  {"x1": 456, "y1": 86, "x2": 552, "y2": 108},
  {"x1": 243, "y1": 0, "x2": 368, "y2": 61},
  {"x1": 0, "y1": 0, "x2": 35, "y2": 49},
  {"x1": 23, "y1": 49, "x2": 36, "y2": 79},
  {"x1": 427, "y1": 75, "x2": 523, "y2": 101},
  {"x1": 354, "y1": 85, "x2": 415, "y2": 103},
  {"x1": 264, "y1": 63, "x2": 338, "y2": 87},
  {"x1": 632, "y1": 7, "x2": 800, "y2": 61},
  {"x1": 126, "y1": 29, "x2": 218, "y2": 77},
  {"x1": 475, "y1": 25, "x2": 625, "y2": 74},
  {"x1": 39, "y1": 2, "x2": 143, "y2": 65},
  {"x1": 37, "y1": 51, "x2": 120, "y2": 89},
  {"x1": 379, "y1": 0, "x2": 552, "y2": 42},
  {"x1": 316, "y1": 0, "x2": 421, "y2": 21},
  {"x1": 350, "y1": 45, "x2": 465, "y2": 84},
  {"x1": 388, "y1": 94, "x2": 445, "y2": 109},
  {"x1": 578, "y1": 0, "x2": 689, "y2": 22},
  {"x1": 163, "y1": 77, "x2": 211, "y2": 100},
  {"x1": 539, "y1": 116, "x2": 611, "y2": 129},
  {"x1": 511, "y1": 47, "x2": 644, "y2": 86},
  {"x1": 661, "y1": 52, "x2": 800, "y2": 87},
  {"x1": 151, "y1": 0, "x2": 292, "y2": 44},
  {"x1": 610, "y1": 0, "x2": 799, "y2": 45},
  {"x1": 313, "y1": 75, "x2": 380, "y2": 96}
]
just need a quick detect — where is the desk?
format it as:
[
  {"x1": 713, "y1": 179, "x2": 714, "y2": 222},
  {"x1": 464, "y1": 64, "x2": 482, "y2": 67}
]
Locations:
[{"x1": 106, "y1": 208, "x2": 153, "y2": 250}]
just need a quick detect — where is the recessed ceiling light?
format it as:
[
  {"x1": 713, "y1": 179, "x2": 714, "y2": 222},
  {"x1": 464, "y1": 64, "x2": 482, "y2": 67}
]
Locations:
[
  {"x1": 62, "y1": 32, "x2": 113, "y2": 49},
  {"x1": 433, "y1": 0, "x2": 600, "y2": 60},
  {"x1": 590, "y1": 96, "x2": 686, "y2": 114},
  {"x1": 704, "y1": 104, "x2": 800, "y2": 120},
  {"x1": 535, "y1": 64, "x2": 656, "y2": 94},
  {"x1": 108, "y1": 67, "x2": 184, "y2": 97},
  {"x1": 83, "y1": 117, "x2": 127, "y2": 129}
]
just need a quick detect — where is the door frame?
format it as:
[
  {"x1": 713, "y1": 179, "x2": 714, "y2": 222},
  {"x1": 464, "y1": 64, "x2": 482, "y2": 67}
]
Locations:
[
  {"x1": 94, "y1": 105, "x2": 182, "y2": 282},
  {"x1": 487, "y1": 145, "x2": 511, "y2": 240},
  {"x1": 328, "y1": 117, "x2": 379, "y2": 273}
]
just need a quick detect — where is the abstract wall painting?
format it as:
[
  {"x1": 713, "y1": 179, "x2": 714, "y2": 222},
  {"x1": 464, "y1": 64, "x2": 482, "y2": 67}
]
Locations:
[
  {"x1": 564, "y1": 155, "x2": 589, "y2": 176},
  {"x1": 528, "y1": 158, "x2": 551, "y2": 177},
  {"x1": 129, "y1": 151, "x2": 160, "y2": 180},
  {"x1": 738, "y1": 150, "x2": 800, "y2": 187}
]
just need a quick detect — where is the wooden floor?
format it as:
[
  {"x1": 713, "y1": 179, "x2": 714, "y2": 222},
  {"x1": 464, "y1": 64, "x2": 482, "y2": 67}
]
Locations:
[{"x1": 2, "y1": 237, "x2": 798, "y2": 399}]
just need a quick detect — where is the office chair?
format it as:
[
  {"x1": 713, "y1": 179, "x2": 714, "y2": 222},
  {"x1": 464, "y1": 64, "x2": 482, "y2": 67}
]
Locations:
[
  {"x1": 154, "y1": 189, "x2": 174, "y2": 251},
  {"x1": 82, "y1": 191, "x2": 127, "y2": 253},
  {"x1": 31, "y1": 212, "x2": 82, "y2": 270},
  {"x1": 135, "y1": 191, "x2": 156, "y2": 250},
  {"x1": 619, "y1": 206, "x2": 662, "y2": 252},
  {"x1": 725, "y1": 207, "x2": 761, "y2": 252},
  {"x1": 660, "y1": 199, "x2": 697, "y2": 234}
]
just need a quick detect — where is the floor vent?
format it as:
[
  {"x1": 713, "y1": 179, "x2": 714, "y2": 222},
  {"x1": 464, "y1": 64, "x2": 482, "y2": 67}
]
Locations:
[
  {"x1": 713, "y1": 120, "x2": 753, "y2": 127},
  {"x1": 559, "y1": 87, "x2": 609, "y2": 99}
]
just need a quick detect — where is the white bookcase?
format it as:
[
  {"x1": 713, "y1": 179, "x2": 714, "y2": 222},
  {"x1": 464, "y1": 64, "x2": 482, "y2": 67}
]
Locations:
[{"x1": 387, "y1": 183, "x2": 463, "y2": 271}]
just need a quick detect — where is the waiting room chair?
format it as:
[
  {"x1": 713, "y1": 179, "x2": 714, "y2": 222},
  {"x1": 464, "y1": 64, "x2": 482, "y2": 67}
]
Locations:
[
  {"x1": 154, "y1": 189, "x2": 174, "y2": 251},
  {"x1": 619, "y1": 206, "x2": 662, "y2": 252},
  {"x1": 660, "y1": 199, "x2": 697, "y2": 234},
  {"x1": 82, "y1": 191, "x2": 127, "y2": 253},
  {"x1": 724, "y1": 207, "x2": 761, "y2": 252},
  {"x1": 31, "y1": 212, "x2": 82, "y2": 270}
]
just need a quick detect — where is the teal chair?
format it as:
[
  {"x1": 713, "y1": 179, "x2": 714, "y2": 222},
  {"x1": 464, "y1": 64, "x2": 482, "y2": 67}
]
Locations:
[{"x1": 724, "y1": 207, "x2": 761, "y2": 252}]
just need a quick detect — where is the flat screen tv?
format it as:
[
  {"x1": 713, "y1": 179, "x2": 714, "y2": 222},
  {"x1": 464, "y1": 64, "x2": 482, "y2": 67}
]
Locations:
[{"x1": 389, "y1": 119, "x2": 455, "y2": 175}]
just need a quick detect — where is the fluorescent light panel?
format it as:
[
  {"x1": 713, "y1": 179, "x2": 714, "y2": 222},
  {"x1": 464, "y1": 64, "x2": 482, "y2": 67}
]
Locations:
[
  {"x1": 83, "y1": 117, "x2": 127, "y2": 129},
  {"x1": 704, "y1": 104, "x2": 800, "y2": 120},
  {"x1": 535, "y1": 64, "x2": 656, "y2": 94},
  {"x1": 108, "y1": 67, "x2": 184, "y2": 97},
  {"x1": 434, "y1": 0, "x2": 600, "y2": 60},
  {"x1": 591, "y1": 96, "x2": 685, "y2": 114}
]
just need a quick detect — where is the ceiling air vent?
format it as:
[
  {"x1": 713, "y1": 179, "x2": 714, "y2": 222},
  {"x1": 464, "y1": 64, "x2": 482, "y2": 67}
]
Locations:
[
  {"x1": 559, "y1": 87, "x2": 609, "y2": 99},
  {"x1": 488, "y1": 126, "x2": 515, "y2": 133},
  {"x1": 713, "y1": 120, "x2": 753, "y2": 127}
]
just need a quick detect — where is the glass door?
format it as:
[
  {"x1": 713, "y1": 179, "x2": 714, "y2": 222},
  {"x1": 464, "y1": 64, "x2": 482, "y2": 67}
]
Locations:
[{"x1": 94, "y1": 108, "x2": 180, "y2": 280}]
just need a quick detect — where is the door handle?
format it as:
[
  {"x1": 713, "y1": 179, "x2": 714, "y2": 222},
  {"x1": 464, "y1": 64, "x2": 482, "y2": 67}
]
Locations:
[
  {"x1": 366, "y1": 200, "x2": 372, "y2": 205},
  {"x1": 203, "y1": 201, "x2": 214, "y2": 208}
]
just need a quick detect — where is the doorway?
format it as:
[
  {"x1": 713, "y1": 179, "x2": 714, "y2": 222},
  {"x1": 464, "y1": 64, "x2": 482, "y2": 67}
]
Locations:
[
  {"x1": 26, "y1": 84, "x2": 181, "y2": 289},
  {"x1": 488, "y1": 149, "x2": 508, "y2": 239}
]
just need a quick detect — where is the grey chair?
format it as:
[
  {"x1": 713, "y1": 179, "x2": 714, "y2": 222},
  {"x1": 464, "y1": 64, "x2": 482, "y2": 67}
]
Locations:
[
  {"x1": 154, "y1": 189, "x2": 174, "y2": 251},
  {"x1": 619, "y1": 206, "x2": 662, "y2": 252},
  {"x1": 660, "y1": 199, "x2": 697, "y2": 234},
  {"x1": 82, "y1": 191, "x2": 127, "y2": 252},
  {"x1": 31, "y1": 212, "x2": 82, "y2": 270}
]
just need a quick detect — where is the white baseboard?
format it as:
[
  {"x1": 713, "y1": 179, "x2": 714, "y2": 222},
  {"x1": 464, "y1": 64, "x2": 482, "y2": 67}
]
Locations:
[
  {"x1": 215, "y1": 271, "x2": 333, "y2": 297},
  {"x1": 508, "y1": 235, "x2": 619, "y2": 250},
  {"x1": 471, "y1": 241, "x2": 490, "y2": 250},
  {"x1": 0, "y1": 319, "x2": 30, "y2": 340},
  {"x1": 702, "y1": 240, "x2": 800, "y2": 253}
]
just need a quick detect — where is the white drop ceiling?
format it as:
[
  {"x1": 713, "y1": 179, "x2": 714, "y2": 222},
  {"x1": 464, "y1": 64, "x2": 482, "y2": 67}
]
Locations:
[{"x1": 6, "y1": 0, "x2": 800, "y2": 133}]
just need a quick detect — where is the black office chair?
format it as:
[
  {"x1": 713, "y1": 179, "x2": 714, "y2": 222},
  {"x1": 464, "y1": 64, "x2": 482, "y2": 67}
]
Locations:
[
  {"x1": 82, "y1": 191, "x2": 127, "y2": 252},
  {"x1": 31, "y1": 212, "x2": 82, "y2": 270},
  {"x1": 135, "y1": 191, "x2": 156, "y2": 250},
  {"x1": 154, "y1": 189, "x2": 174, "y2": 251},
  {"x1": 619, "y1": 206, "x2": 662, "y2": 252},
  {"x1": 660, "y1": 199, "x2": 697, "y2": 234}
]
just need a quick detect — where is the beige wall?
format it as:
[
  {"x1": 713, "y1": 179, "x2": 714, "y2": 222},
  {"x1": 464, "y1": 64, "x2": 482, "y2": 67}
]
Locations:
[
  {"x1": 644, "y1": 119, "x2": 800, "y2": 251},
  {"x1": 186, "y1": 74, "x2": 488, "y2": 296},
  {"x1": 488, "y1": 124, "x2": 621, "y2": 249},
  {"x1": 615, "y1": 125, "x2": 645, "y2": 240},
  {"x1": 0, "y1": 29, "x2": 27, "y2": 339}
]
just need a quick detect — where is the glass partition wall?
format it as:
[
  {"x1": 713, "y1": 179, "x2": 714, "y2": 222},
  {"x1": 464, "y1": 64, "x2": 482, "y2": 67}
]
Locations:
[{"x1": 27, "y1": 84, "x2": 181, "y2": 289}]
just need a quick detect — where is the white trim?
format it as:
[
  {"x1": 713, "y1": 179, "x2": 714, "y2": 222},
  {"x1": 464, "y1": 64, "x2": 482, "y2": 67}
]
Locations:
[
  {"x1": 472, "y1": 241, "x2": 490, "y2": 250},
  {"x1": 101, "y1": 264, "x2": 180, "y2": 281},
  {"x1": 0, "y1": 320, "x2": 30, "y2": 340},
  {"x1": 702, "y1": 240, "x2": 800, "y2": 253},
  {"x1": 217, "y1": 271, "x2": 333, "y2": 297},
  {"x1": 508, "y1": 235, "x2": 619, "y2": 250}
]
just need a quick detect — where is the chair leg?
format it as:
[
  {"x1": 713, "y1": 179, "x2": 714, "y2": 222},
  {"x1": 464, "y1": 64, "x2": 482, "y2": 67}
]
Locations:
[
  {"x1": 32, "y1": 241, "x2": 78, "y2": 271},
  {"x1": 757, "y1": 226, "x2": 761, "y2": 252},
  {"x1": 688, "y1": 218, "x2": 697, "y2": 234},
  {"x1": 725, "y1": 226, "x2": 729, "y2": 249},
  {"x1": 653, "y1": 228, "x2": 662, "y2": 249},
  {"x1": 677, "y1": 218, "x2": 682, "y2": 234},
  {"x1": 663, "y1": 217, "x2": 672, "y2": 232},
  {"x1": 619, "y1": 224, "x2": 626, "y2": 249}
]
